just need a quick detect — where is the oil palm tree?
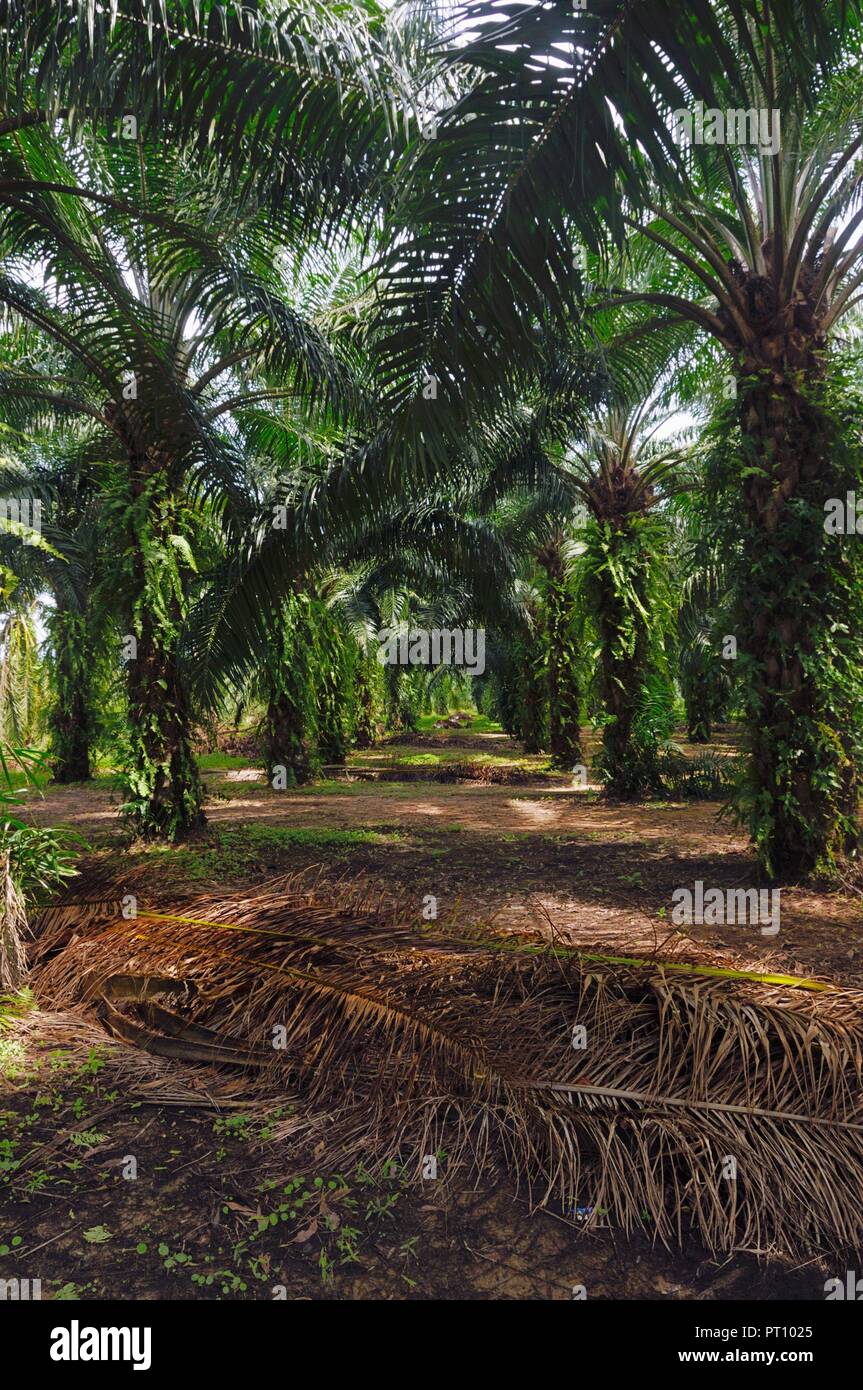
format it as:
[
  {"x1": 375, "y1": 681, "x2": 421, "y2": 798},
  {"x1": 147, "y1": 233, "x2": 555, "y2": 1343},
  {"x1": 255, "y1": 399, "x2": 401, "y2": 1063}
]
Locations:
[
  {"x1": 459, "y1": 308, "x2": 692, "y2": 788},
  {"x1": 567, "y1": 404, "x2": 685, "y2": 794},
  {"x1": 0, "y1": 130, "x2": 363, "y2": 837},
  {"x1": 0, "y1": 440, "x2": 109, "y2": 783},
  {"x1": 537, "y1": 530, "x2": 581, "y2": 768},
  {"x1": 374, "y1": 0, "x2": 863, "y2": 872},
  {"x1": 0, "y1": 0, "x2": 401, "y2": 226},
  {"x1": 672, "y1": 481, "x2": 736, "y2": 744},
  {"x1": 480, "y1": 406, "x2": 686, "y2": 789},
  {"x1": 0, "y1": 569, "x2": 42, "y2": 750},
  {"x1": 186, "y1": 478, "x2": 521, "y2": 778}
]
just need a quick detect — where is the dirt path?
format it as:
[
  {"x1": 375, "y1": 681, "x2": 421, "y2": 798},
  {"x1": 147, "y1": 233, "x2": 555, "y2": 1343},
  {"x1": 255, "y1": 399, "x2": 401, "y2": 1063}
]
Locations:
[
  {"x1": 28, "y1": 775, "x2": 732, "y2": 838},
  {"x1": 26, "y1": 774, "x2": 863, "y2": 985}
]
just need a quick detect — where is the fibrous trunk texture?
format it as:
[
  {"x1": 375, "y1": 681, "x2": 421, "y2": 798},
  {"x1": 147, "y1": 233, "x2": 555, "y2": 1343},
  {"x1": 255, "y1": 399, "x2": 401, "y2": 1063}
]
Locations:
[{"x1": 729, "y1": 290, "x2": 860, "y2": 875}]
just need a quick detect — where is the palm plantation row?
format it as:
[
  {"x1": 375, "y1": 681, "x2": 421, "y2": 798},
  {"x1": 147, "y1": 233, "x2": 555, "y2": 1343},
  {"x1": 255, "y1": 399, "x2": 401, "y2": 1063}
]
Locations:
[{"x1": 1, "y1": 0, "x2": 862, "y2": 886}]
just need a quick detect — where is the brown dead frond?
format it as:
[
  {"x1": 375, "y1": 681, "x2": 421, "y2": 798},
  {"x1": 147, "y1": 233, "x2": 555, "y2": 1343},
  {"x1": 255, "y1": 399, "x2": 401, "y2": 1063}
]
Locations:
[
  {"x1": 6, "y1": 1008, "x2": 294, "y2": 1113},
  {"x1": 29, "y1": 875, "x2": 863, "y2": 1257}
]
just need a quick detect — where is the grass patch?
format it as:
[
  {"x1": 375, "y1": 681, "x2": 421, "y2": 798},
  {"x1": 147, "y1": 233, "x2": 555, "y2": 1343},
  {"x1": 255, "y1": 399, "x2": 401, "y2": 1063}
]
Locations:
[
  {"x1": 198, "y1": 753, "x2": 254, "y2": 772},
  {"x1": 392, "y1": 752, "x2": 445, "y2": 766},
  {"x1": 227, "y1": 826, "x2": 387, "y2": 851},
  {"x1": 388, "y1": 750, "x2": 545, "y2": 769},
  {"x1": 414, "y1": 712, "x2": 501, "y2": 735},
  {"x1": 115, "y1": 824, "x2": 401, "y2": 890},
  {"x1": 352, "y1": 745, "x2": 526, "y2": 769}
]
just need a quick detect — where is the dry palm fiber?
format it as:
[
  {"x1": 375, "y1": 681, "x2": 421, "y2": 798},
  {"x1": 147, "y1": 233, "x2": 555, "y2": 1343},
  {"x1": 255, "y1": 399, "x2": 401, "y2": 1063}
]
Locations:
[
  {"x1": 31, "y1": 876, "x2": 863, "y2": 1257},
  {"x1": 28, "y1": 899, "x2": 129, "y2": 965},
  {"x1": 6, "y1": 1008, "x2": 306, "y2": 1114},
  {"x1": 26, "y1": 866, "x2": 364, "y2": 965}
]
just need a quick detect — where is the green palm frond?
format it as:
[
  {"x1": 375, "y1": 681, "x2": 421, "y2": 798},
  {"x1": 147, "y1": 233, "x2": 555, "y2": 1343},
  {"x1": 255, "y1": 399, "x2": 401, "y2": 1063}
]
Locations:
[{"x1": 1, "y1": 1, "x2": 406, "y2": 237}]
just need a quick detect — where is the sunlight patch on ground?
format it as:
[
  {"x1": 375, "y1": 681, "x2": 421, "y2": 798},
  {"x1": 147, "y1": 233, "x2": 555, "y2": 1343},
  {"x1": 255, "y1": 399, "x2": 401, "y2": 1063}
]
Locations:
[{"x1": 506, "y1": 798, "x2": 566, "y2": 825}]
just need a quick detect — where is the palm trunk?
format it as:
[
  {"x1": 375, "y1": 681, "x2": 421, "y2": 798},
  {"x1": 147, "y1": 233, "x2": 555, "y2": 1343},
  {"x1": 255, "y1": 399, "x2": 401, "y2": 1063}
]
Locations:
[
  {"x1": 733, "y1": 352, "x2": 860, "y2": 876},
  {"x1": 49, "y1": 607, "x2": 93, "y2": 782},
  {"x1": 384, "y1": 665, "x2": 418, "y2": 733},
  {"x1": 315, "y1": 611, "x2": 349, "y2": 765},
  {"x1": 352, "y1": 656, "x2": 377, "y2": 749},
  {"x1": 383, "y1": 665, "x2": 400, "y2": 731},
  {"x1": 514, "y1": 620, "x2": 547, "y2": 754},
  {"x1": 685, "y1": 693, "x2": 712, "y2": 745},
  {"x1": 584, "y1": 514, "x2": 658, "y2": 796},
  {"x1": 491, "y1": 644, "x2": 521, "y2": 737},
  {"x1": 125, "y1": 599, "x2": 205, "y2": 839},
  {"x1": 263, "y1": 596, "x2": 318, "y2": 786},
  {"x1": 681, "y1": 654, "x2": 719, "y2": 744},
  {"x1": 264, "y1": 690, "x2": 316, "y2": 785},
  {"x1": 541, "y1": 539, "x2": 581, "y2": 768},
  {"x1": 595, "y1": 545, "x2": 648, "y2": 791},
  {"x1": 121, "y1": 456, "x2": 204, "y2": 840}
]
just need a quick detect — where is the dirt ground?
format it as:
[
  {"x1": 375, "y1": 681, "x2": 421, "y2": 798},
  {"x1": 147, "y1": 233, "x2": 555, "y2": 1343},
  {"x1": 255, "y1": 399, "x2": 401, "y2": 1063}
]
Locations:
[
  {"x1": 23, "y1": 761, "x2": 863, "y2": 986},
  {"x1": 4, "y1": 726, "x2": 862, "y2": 1300}
]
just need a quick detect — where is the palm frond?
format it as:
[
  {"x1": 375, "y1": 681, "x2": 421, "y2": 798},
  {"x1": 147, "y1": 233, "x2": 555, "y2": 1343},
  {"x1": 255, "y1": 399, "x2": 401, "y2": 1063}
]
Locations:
[{"x1": 33, "y1": 875, "x2": 863, "y2": 1256}]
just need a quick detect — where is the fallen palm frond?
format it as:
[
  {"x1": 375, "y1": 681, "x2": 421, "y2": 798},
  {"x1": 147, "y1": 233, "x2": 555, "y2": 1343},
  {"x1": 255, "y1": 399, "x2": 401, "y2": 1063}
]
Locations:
[
  {"x1": 5, "y1": 1007, "x2": 309, "y2": 1118},
  {"x1": 29, "y1": 875, "x2": 863, "y2": 1256}
]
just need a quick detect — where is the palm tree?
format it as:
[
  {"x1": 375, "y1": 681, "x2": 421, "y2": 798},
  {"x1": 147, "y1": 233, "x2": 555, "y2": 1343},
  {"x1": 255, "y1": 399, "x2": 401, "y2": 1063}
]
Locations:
[
  {"x1": 0, "y1": 1, "x2": 401, "y2": 224},
  {"x1": 0, "y1": 569, "x2": 42, "y2": 751},
  {"x1": 373, "y1": 0, "x2": 863, "y2": 872},
  {"x1": 672, "y1": 483, "x2": 736, "y2": 744},
  {"x1": 185, "y1": 459, "x2": 522, "y2": 773},
  {"x1": 484, "y1": 405, "x2": 684, "y2": 788},
  {"x1": 0, "y1": 130, "x2": 364, "y2": 837},
  {"x1": 253, "y1": 588, "x2": 355, "y2": 786},
  {"x1": 0, "y1": 0, "x2": 427, "y2": 836},
  {"x1": 0, "y1": 381, "x2": 117, "y2": 783},
  {"x1": 567, "y1": 404, "x2": 684, "y2": 793},
  {"x1": 0, "y1": 451, "x2": 108, "y2": 783},
  {"x1": 456, "y1": 311, "x2": 690, "y2": 786},
  {"x1": 259, "y1": 591, "x2": 320, "y2": 787},
  {"x1": 537, "y1": 531, "x2": 581, "y2": 768},
  {"x1": 351, "y1": 657, "x2": 380, "y2": 749},
  {"x1": 512, "y1": 596, "x2": 548, "y2": 754},
  {"x1": 313, "y1": 600, "x2": 354, "y2": 767}
]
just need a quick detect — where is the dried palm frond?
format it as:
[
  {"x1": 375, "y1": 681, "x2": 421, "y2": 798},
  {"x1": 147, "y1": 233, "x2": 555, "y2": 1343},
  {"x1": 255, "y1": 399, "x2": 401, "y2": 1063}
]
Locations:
[
  {"x1": 6, "y1": 1008, "x2": 313, "y2": 1126},
  {"x1": 32, "y1": 875, "x2": 863, "y2": 1257},
  {"x1": 28, "y1": 900, "x2": 128, "y2": 965}
]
